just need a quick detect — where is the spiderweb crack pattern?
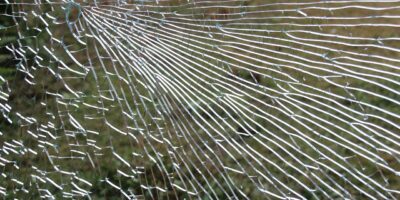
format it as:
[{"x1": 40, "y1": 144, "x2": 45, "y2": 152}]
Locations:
[{"x1": 0, "y1": 0, "x2": 399, "y2": 199}]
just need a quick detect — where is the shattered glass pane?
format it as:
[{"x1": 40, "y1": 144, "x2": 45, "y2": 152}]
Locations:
[{"x1": 1, "y1": 0, "x2": 399, "y2": 199}]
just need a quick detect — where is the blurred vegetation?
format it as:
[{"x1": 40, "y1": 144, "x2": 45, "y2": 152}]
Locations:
[
  {"x1": 1, "y1": 0, "x2": 399, "y2": 199},
  {"x1": 0, "y1": 3, "x2": 17, "y2": 80}
]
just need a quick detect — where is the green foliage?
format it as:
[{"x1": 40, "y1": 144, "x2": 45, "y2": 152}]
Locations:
[{"x1": 1, "y1": 0, "x2": 399, "y2": 199}]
